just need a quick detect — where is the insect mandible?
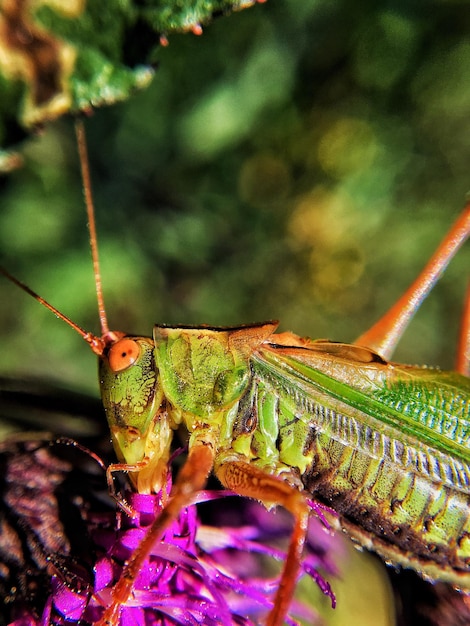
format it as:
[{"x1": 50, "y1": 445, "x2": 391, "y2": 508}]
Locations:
[{"x1": 1, "y1": 119, "x2": 469, "y2": 626}]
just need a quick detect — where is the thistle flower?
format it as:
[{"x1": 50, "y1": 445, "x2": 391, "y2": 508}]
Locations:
[{"x1": 5, "y1": 445, "x2": 338, "y2": 626}]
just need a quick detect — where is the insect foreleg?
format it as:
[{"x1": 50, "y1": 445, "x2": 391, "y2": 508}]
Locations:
[
  {"x1": 105, "y1": 460, "x2": 151, "y2": 517},
  {"x1": 95, "y1": 438, "x2": 216, "y2": 626},
  {"x1": 215, "y1": 455, "x2": 310, "y2": 626}
]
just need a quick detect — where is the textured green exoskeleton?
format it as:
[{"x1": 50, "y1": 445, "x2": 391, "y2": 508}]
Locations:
[
  {"x1": 2, "y1": 123, "x2": 469, "y2": 625},
  {"x1": 99, "y1": 323, "x2": 470, "y2": 593}
]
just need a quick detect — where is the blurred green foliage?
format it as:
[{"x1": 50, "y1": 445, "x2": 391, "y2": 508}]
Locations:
[
  {"x1": 0, "y1": 2, "x2": 469, "y2": 624},
  {"x1": 1, "y1": 0, "x2": 468, "y2": 394}
]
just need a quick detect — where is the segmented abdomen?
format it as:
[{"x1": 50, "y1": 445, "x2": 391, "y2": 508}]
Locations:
[
  {"x1": 230, "y1": 357, "x2": 470, "y2": 588},
  {"x1": 303, "y1": 420, "x2": 470, "y2": 585}
]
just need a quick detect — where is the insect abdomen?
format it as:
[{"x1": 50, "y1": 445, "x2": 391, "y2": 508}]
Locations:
[
  {"x1": 235, "y1": 357, "x2": 470, "y2": 588},
  {"x1": 303, "y1": 429, "x2": 470, "y2": 584}
]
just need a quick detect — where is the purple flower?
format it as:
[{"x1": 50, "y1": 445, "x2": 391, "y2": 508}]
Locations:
[
  {"x1": 8, "y1": 476, "x2": 338, "y2": 626},
  {"x1": 1, "y1": 439, "x2": 340, "y2": 626}
]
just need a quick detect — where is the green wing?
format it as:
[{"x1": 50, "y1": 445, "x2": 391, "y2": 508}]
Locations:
[{"x1": 252, "y1": 339, "x2": 470, "y2": 489}]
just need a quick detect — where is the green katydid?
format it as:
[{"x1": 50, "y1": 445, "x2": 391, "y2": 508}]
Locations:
[{"x1": 1, "y1": 119, "x2": 469, "y2": 626}]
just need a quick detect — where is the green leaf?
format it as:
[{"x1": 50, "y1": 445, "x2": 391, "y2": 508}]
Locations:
[{"x1": 0, "y1": 0, "x2": 264, "y2": 159}]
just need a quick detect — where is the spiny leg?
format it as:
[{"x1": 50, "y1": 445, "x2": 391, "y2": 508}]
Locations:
[
  {"x1": 215, "y1": 458, "x2": 310, "y2": 626},
  {"x1": 95, "y1": 442, "x2": 215, "y2": 626},
  {"x1": 457, "y1": 281, "x2": 470, "y2": 377},
  {"x1": 355, "y1": 203, "x2": 470, "y2": 361},
  {"x1": 106, "y1": 460, "x2": 150, "y2": 517}
]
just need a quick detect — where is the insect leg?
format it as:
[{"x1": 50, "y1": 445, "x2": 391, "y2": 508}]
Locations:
[
  {"x1": 215, "y1": 457, "x2": 310, "y2": 626},
  {"x1": 457, "y1": 280, "x2": 470, "y2": 376},
  {"x1": 355, "y1": 203, "x2": 470, "y2": 360},
  {"x1": 106, "y1": 460, "x2": 151, "y2": 517},
  {"x1": 95, "y1": 440, "x2": 216, "y2": 626}
]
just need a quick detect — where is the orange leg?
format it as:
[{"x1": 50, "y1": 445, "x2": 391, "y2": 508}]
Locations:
[
  {"x1": 95, "y1": 442, "x2": 215, "y2": 626},
  {"x1": 457, "y1": 280, "x2": 470, "y2": 377},
  {"x1": 355, "y1": 203, "x2": 470, "y2": 361},
  {"x1": 105, "y1": 460, "x2": 150, "y2": 517},
  {"x1": 215, "y1": 459, "x2": 310, "y2": 626}
]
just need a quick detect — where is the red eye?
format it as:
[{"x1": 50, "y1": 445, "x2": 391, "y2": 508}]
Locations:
[{"x1": 108, "y1": 338, "x2": 140, "y2": 372}]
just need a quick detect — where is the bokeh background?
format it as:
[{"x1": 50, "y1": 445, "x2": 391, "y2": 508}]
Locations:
[
  {"x1": 0, "y1": 2, "x2": 469, "y2": 624},
  {"x1": 1, "y1": 1, "x2": 469, "y2": 390}
]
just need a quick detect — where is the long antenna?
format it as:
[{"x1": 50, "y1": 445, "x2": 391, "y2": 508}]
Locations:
[
  {"x1": 1, "y1": 119, "x2": 119, "y2": 355},
  {"x1": 75, "y1": 118, "x2": 110, "y2": 336},
  {"x1": 0, "y1": 266, "x2": 105, "y2": 355}
]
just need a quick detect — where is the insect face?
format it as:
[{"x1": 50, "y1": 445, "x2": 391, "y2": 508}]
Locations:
[{"x1": 99, "y1": 334, "x2": 173, "y2": 494}]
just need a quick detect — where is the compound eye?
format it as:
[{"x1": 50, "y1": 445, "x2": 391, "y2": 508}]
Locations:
[{"x1": 108, "y1": 338, "x2": 141, "y2": 372}]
